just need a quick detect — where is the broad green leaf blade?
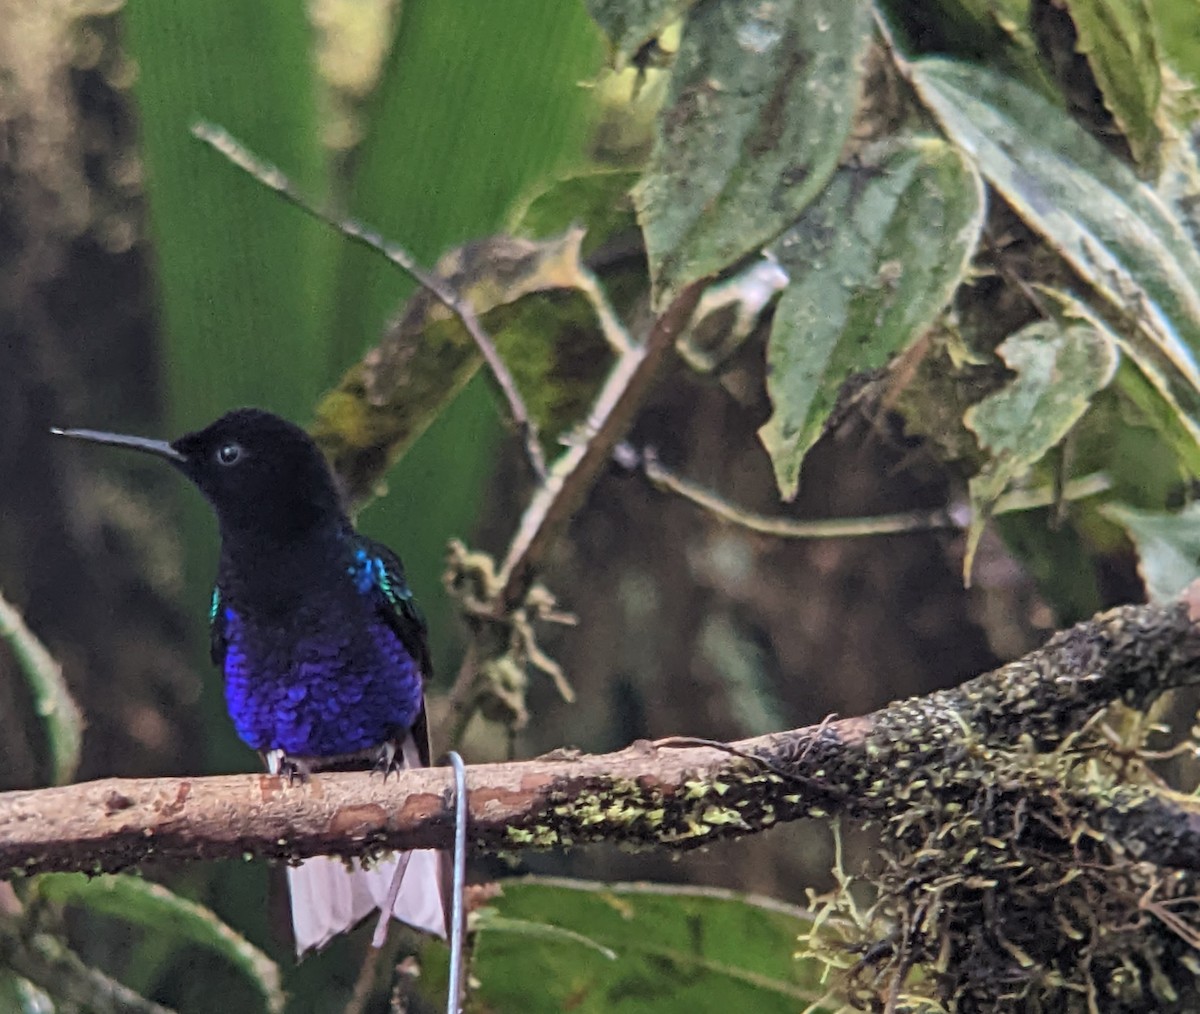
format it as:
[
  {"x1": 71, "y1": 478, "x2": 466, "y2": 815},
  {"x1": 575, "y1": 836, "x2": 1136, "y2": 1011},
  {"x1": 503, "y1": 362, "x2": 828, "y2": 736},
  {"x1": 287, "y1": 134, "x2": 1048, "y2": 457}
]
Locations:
[
  {"x1": 1062, "y1": 0, "x2": 1162, "y2": 168},
  {"x1": 466, "y1": 878, "x2": 833, "y2": 1014},
  {"x1": 910, "y1": 59, "x2": 1200, "y2": 453},
  {"x1": 1115, "y1": 357, "x2": 1200, "y2": 474},
  {"x1": 123, "y1": 0, "x2": 335, "y2": 425},
  {"x1": 636, "y1": 0, "x2": 872, "y2": 310},
  {"x1": 584, "y1": 0, "x2": 698, "y2": 68},
  {"x1": 1101, "y1": 502, "x2": 1200, "y2": 601},
  {"x1": 0, "y1": 591, "x2": 82, "y2": 785},
  {"x1": 1149, "y1": 0, "x2": 1200, "y2": 89},
  {"x1": 759, "y1": 137, "x2": 986, "y2": 499},
  {"x1": 474, "y1": 914, "x2": 618, "y2": 960},
  {"x1": 329, "y1": 4, "x2": 606, "y2": 373},
  {"x1": 35, "y1": 874, "x2": 282, "y2": 1014},
  {"x1": 964, "y1": 321, "x2": 1119, "y2": 579}
]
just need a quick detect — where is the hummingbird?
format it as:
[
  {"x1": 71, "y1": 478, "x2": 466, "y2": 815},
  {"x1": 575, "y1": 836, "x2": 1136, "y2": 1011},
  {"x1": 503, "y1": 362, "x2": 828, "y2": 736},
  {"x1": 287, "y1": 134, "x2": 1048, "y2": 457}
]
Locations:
[{"x1": 53, "y1": 408, "x2": 447, "y2": 955}]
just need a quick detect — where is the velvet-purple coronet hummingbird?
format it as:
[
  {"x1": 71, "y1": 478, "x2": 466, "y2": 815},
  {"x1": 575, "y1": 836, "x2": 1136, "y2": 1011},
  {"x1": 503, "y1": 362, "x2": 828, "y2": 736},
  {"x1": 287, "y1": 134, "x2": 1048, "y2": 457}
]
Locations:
[{"x1": 53, "y1": 408, "x2": 447, "y2": 954}]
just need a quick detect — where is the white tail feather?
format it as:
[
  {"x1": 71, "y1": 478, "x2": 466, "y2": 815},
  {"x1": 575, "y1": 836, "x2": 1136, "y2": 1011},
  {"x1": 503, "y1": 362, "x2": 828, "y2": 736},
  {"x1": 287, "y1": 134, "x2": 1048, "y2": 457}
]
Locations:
[{"x1": 287, "y1": 734, "x2": 447, "y2": 956}]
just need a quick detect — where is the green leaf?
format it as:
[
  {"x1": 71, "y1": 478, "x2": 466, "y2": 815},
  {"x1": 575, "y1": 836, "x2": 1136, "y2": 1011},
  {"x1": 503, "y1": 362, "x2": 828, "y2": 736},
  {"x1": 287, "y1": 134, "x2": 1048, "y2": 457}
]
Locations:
[
  {"x1": 636, "y1": 0, "x2": 872, "y2": 310},
  {"x1": 473, "y1": 913, "x2": 617, "y2": 960},
  {"x1": 1061, "y1": 0, "x2": 1163, "y2": 168},
  {"x1": 313, "y1": 228, "x2": 615, "y2": 504},
  {"x1": 1149, "y1": 0, "x2": 1200, "y2": 89},
  {"x1": 759, "y1": 137, "x2": 985, "y2": 499},
  {"x1": 964, "y1": 321, "x2": 1119, "y2": 580},
  {"x1": 510, "y1": 170, "x2": 641, "y2": 250},
  {"x1": 34, "y1": 874, "x2": 282, "y2": 1014},
  {"x1": 584, "y1": 0, "x2": 698, "y2": 68},
  {"x1": 328, "y1": 4, "x2": 606, "y2": 373},
  {"x1": 910, "y1": 59, "x2": 1200, "y2": 455},
  {"x1": 1114, "y1": 358, "x2": 1200, "y2": 475},
  {"x1": 123, "y1": 0, "x2": 336, "y2": 426},
  {"x1": 463, "y1": 878, "x2": 833, "y2": 1014},
  {"x1": 0, "y1": 592, "x2": 82, "y2": 785},
  {"x1": 1102, "y1": 502, "x2": 1200, "y2": 601}
]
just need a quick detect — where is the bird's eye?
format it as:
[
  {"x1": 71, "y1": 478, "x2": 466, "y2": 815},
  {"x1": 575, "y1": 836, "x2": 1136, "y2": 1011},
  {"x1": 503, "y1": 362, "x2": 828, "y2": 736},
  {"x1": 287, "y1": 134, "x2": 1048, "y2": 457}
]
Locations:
[{"x1": 216, "y1": 442, "x2": 242, "y2": 466}]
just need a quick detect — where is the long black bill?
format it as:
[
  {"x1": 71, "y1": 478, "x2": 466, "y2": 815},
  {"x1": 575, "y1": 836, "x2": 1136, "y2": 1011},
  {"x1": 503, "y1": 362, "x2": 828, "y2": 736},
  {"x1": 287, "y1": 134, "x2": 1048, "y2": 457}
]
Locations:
[{"x1": 51, "y1": 427, "x2": 186, "y2": 463}]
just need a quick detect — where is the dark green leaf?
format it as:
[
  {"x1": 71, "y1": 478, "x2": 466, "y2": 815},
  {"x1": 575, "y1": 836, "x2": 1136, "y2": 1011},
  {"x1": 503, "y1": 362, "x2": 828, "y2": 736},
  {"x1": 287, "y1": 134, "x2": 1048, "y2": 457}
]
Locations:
[
  {"x1": 510, "y1": 170, "x2": 640, "y2": 251},
  {"x1": 313, "y1": 228, "x2": 609, "y2": 505},
  {"x1": 964, "y1": 320, "x2": 1119, "y2": 579},
  {"x1": 464, "y1": 878, "x2": 832, "y2": 1014},
  {"x1": 1149, "y1": 0, "x2": 1200, "y2": 89},
  {"x1": 123, "y1": 0, "x2": 336, "y2": 426},
  {"x1": 911, "y1": 58, "x2": 1200, "y2": 455},
  {"x1": 1102, "y1": 502, "x2": 1200, "y2": 600},
  {"x1": 34, "y1": 874, "x2": 282, "y2": 1014},
  {"x1": 1061, "y1": 0, "x2": 1162, "y2": 168},
  {"x1": 636, "y1": 0, "x2": 872, "y2": 309},
  {"x1": 760, "y1": 137, "x2": 985, "y2": 499}
]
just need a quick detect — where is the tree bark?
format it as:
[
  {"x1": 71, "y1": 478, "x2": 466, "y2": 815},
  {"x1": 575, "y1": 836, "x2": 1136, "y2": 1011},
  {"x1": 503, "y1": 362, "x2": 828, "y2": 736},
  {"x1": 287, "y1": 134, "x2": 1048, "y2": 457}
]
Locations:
[{"x1": 5, "y1": 593, "x2": 1200, "y2": 877}]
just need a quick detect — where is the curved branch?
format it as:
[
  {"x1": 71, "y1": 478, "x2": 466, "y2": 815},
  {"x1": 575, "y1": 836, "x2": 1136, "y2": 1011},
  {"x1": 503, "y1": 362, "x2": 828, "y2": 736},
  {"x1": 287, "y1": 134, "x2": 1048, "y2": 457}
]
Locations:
[{"x1": 4, "y1": 595, "x2": 1200, "y2": 877}]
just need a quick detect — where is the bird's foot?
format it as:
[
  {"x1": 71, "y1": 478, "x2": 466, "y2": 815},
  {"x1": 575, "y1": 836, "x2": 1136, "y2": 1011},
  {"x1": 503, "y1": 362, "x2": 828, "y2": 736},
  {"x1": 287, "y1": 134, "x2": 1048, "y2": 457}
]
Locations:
[
  {"x1": 371, "y1": 740, "x2": 402, "y2": 781},
  {"x1": 264, "y1": 749, "x2": 312, "y2": 784}
]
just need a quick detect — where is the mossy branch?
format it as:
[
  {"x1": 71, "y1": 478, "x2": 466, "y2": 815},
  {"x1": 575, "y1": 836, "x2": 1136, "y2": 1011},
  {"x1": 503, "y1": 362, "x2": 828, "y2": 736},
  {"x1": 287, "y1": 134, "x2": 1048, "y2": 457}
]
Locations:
[{"x1": 3, "y1": 595, "x2": 1200, "y2": 879}]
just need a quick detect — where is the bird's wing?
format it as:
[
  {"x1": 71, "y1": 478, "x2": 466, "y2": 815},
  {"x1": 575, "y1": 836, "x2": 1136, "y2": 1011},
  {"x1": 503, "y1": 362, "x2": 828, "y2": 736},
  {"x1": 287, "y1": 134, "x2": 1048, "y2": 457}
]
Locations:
[
  {"x1": 354, "y1": 535, "x2": 435, "y2": 767},
  {"x1": 208, "y1": 586, "x2": 227, "y2": 667}
]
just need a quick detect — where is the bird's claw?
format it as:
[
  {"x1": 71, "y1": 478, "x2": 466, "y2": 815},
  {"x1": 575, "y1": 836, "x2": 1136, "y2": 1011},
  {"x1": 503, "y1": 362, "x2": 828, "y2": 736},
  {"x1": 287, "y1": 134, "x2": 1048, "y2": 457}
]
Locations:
[
  {"x1": 265, "y1": 748, "x2": 311, "y2": 784},
  {"x1": 371, "y1": 740, "x2": 401, "y2": 781}
]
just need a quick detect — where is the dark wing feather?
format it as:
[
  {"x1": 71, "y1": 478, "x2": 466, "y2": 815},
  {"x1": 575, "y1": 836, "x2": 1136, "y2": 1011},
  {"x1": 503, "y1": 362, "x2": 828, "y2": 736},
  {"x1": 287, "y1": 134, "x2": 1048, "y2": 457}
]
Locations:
[{"x1": 354, "y1": 535, "x2": 435, "y2": 767}]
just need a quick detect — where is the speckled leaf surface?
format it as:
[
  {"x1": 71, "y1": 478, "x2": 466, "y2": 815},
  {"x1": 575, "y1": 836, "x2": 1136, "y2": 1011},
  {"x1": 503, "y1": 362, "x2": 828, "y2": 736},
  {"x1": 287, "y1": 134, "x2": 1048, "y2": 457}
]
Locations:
[
  {"x1": 635, "y1": 0, "x2": 871, "y2": 309},
  {"x1": 35, "y1": 874, "x2": 282, "y2": 1014},
  {"x1": 1102, "y1": 501, "x2": 1200, "y2": 601},
  {"x1": 1061, "y1": 0, "x2": 1162, "y2": 168},
  {"x1": 964, "y1": 321, "x2": 1119, "y2": 579},
  {"x1": 911, "y1": 59, "x2": 1200, "y2": 453},
  {"x1": 461, "y1": 879, "x2": 832, "y2": 1014},
  {"x1": 759, "y1": 138, "x2": 985, "y2": 500},
  {"x1": 584, "y1": 0, "x2": 699, "y2": 67}
]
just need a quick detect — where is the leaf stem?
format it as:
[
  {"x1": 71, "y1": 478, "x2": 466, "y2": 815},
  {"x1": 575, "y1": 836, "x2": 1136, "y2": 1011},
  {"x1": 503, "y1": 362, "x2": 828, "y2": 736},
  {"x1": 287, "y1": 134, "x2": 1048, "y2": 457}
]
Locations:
[
  {"x1": 0, "y1": 591, "x2": 82, "y2": 785},
  {"x1": 638, "y1": 448, "x2": 1111, "y2": 539}
]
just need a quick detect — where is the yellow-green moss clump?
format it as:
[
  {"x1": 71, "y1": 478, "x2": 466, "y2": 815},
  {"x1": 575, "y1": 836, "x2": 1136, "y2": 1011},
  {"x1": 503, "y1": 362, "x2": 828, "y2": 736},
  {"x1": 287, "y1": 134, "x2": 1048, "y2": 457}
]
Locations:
[{"x1": 802, "y1": 703, "x2": 1200, "y2": 1013}]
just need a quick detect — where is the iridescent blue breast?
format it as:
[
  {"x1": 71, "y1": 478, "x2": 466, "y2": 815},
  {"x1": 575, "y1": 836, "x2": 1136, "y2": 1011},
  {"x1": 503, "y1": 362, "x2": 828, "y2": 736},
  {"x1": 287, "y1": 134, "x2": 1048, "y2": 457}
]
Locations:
[{"x1": 220, "y1": 602, "x2": 423, "y2": 757}]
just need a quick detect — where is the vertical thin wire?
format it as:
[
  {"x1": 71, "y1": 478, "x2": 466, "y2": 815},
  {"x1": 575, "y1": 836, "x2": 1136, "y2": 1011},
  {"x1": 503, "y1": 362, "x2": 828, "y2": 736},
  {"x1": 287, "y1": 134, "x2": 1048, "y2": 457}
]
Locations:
[{"x1": 446, "y1": 751, "x2": 468, "y2": 1014}]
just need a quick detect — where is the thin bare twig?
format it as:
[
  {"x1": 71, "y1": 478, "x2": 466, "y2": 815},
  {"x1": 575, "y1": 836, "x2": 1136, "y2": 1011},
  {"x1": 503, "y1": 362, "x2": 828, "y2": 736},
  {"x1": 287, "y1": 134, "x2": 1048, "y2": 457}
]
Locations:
[
  {"x1": 638, "y1": 448, "x2": 1112, "y2": 539},
  {"x1": 443, "y1": 281, "x2": 705, "y2": 733},
  {"x1": 191, "y1": 121, "x2": 547, "y2": 482},
  {"x1": 496, "y1": 281, "x2": 706, "y2": 605}
]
